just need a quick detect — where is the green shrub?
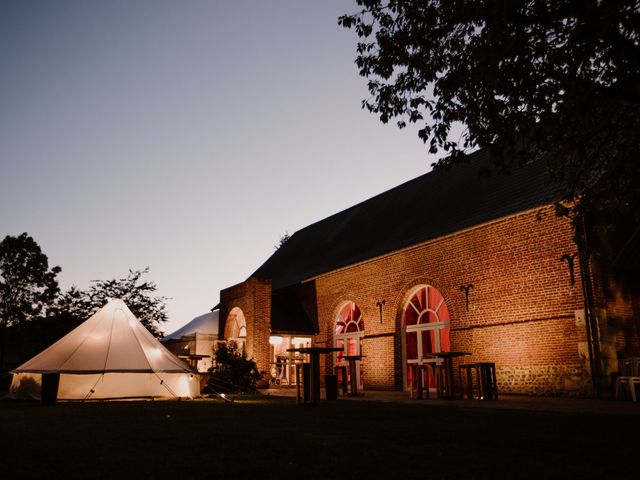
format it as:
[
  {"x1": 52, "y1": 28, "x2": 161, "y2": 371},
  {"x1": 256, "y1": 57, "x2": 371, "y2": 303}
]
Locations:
[{"x1": 208, "y1": 341, "x2": 262, "y2": 393}]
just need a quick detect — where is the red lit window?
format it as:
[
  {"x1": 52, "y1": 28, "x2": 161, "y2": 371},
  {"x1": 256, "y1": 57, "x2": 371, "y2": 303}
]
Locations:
[
  {"x1": 403, "y1": 286, "x2": 450, "y2": 388},
  {"x1": 335, "y1": 302, "x2": 364, "y2": 335},
  {"x1": 334, "y1": 301, "x2": 364, "y2": 389}
]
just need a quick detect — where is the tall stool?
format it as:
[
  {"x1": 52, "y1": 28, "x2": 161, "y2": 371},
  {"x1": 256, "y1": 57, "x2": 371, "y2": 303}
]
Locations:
[
  {"x1": 408, "y1": 364, "x2": 430, "y2": 399},
  {"x1": 477, "y1": 362, "x2": 498, "y2": 400},
  {"x1": 434, "y1": 363, "x2": 448, "y2": 399},
  {"x1": 458, "y1": 363, "x2": 477, "y2": 399},
  {"x1": 420, "y1": 364, "x2": 430, "y2": 399}
]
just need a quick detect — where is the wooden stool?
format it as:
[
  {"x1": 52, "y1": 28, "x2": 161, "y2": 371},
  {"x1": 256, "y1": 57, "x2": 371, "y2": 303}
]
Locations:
[
  {"x1": 458, "y1": 363, "x2": 477, "y2": 399},
  {"x1": 476, "y1": 362, "x2": 498, "y2": 400},
  {"x1": 434, "y1": 364, "x2": 447, "y2": 399},
  {"x1": 408, "y1": 364, "x2": 430, "y2": 399},
  {"x1": 408, "y1": 364, "x2": 419, "y2": 399},
  {"x1": 421, "y1": 364, "x2": 431, "y2": 399}
]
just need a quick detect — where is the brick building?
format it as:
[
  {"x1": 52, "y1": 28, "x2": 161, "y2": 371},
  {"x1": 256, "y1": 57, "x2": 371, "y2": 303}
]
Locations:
[{"x1": 219, "y1": 151, "x2": 640, "y2": 396}]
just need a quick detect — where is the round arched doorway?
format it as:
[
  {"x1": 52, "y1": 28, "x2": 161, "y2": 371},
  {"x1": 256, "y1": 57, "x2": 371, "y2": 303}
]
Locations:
[
  {"x1": 225, "y1": 307, "x2": 247, "y2": 351},
  {"x1": 334, "y1": 301, "x2": 365, "y2": 390},
  {"x1": 402, "y1": 285, "x2": 451, "y2": 390}
]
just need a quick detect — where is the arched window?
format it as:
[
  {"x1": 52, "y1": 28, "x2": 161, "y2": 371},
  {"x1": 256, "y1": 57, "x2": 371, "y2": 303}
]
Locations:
[
  {"x1": 225, "y1": 307, "x2": 247, "y2": 349},
  {"x1": 403, "y1": 285, "x2": 450, "y2": 388},
  {"x1": 334, "y1": 301, "x2": 365, "y2": 389}
]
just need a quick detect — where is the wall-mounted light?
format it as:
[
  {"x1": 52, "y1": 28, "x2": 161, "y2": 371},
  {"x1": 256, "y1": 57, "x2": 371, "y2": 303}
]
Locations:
[
  {"x1": 291, "y1": 337, "x2": 310, "y2": 345},
  {"x1": 460, "y1": 284, "x2": 474, "y2": 311},
  {"x1": 268, "y1": 336, "x2": 283, "y2": 346},
  {"x1": 376, "y1": 300, "x2": 386, "y2": 324},
  {"x1": 561, "y1": 253, "x2": 577, "y2": 287}
]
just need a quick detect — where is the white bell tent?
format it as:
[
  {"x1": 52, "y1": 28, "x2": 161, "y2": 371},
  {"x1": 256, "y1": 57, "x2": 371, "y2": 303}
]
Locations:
[{"x1": 9, "y1": 298, "x2": 199, "y2": 400}]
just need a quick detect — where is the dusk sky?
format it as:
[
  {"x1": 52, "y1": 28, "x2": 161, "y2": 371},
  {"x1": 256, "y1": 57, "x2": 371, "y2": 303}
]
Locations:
[{"x1": 1, "y1": 0, "x2": 435, "y2": 334}]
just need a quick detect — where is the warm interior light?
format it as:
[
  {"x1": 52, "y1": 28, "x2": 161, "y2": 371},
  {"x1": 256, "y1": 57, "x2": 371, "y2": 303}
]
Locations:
[
  {"x1": 269, "y1": 336, "x2": 283, "y2": 346},
  {"x1": 291, "y1": 337, "x2": 310, "y2": 345}
]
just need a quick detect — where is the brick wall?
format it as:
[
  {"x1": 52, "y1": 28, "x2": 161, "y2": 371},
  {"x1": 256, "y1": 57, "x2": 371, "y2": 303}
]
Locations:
[
  {"x1": 218, "y1": 204, "x2": 637, "y2": 396},
  {"x1": 220, "y1": 278, "x2": 272, "y2": 373},
  {"x1": 314, "y1": 205, "x2": 590, "y2": 395},
  {"x1": 361, "y1": 334, "x2": 396, "y2": 389}
]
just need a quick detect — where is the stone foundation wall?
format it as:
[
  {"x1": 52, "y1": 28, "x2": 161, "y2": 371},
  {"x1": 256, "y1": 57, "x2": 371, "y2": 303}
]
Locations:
[{"x1": 497, "y1": 364, "x2": 591, "y2": 396}]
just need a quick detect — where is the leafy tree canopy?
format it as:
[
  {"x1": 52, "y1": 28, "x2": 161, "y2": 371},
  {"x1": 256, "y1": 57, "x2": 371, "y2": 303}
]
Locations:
[
  {"x1": 340, "y1": 0, "x2": 640, "y2": 224},
  {"x1": 0, "y1": 233, "x2": 61, "y2": 327},
  {"x1": 54, "y1": 268, "x2": 169, "y2": 337}
]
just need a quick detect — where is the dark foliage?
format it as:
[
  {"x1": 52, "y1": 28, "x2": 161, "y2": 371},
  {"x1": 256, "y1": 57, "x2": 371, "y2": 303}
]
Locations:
[
  {"x1": 0, "y1": 233, "x2": 61, "y2": 369},
  {"x1": 53, "y1": 268, "x2": 169, "y2": 337},
  {"x1": 275, "y1": 231, "x2": 291, "y2": 250},
  {"x1": 1, "y1": 312, "x2": 83, "y2": 372},
  {"x1": 0, "y1": 233, "x2": 61, "y2": 327},
  {"x1": 340, "y1": 1, "x2": 640, "y2": 226},
  {"x1": 209, "y1": 341, "x2": 262, "y2": 392}
]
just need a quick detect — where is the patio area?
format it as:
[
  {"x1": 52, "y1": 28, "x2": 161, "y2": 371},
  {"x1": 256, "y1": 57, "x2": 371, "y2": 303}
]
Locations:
[{"x1": 260, "y1": 387, "x2": 640, "y2": 415}]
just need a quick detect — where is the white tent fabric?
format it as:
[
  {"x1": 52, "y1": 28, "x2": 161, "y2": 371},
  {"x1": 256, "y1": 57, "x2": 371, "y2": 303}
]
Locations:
[
  {"x1": 162, "y1": 310, "x2": 219, "y2": 372},
  {"x1": 9, "y1": 298, "x2": 199, "y2": 400},
  {"x1": 162, "y1": 310, "x2": 219, "y2": 341}
]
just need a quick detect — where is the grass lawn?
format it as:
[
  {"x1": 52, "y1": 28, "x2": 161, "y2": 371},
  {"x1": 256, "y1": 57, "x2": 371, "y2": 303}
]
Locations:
[{"x1": 0, "y1": 395, "x2": 637, "y2": 479}]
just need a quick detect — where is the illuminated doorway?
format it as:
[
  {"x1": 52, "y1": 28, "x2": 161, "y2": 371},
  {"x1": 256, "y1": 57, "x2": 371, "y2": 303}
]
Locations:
[
  {"x1": 225, "y1": 307, "x2": 247, "y2": 352},
  {"x1": 334, "y1": 301, "x2": 365, "y2": 390},
  {"x1": 403, "y1": 285, "x2": 450, "y2": 390},
  {"x1": 268, "y1": 335, "x2": 312, "y2": 386}
]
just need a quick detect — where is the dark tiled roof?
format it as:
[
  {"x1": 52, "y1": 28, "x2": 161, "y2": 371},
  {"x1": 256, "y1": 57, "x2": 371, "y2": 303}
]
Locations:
[
  {"x1": 271, "y1": 287, "x2": 317, "y2": 334},
  {"x1": 615, "y1": 226, "x2": 640, "y2": 270},
  {"x1": 253, "y1": 150, "x2": 560, "y2": 289}
]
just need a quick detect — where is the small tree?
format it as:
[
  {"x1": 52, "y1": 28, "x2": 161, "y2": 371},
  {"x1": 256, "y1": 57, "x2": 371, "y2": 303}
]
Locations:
[
  {"x1": 1, "y1": 233, "x2": 61, "y2": 369},
  {"x1": 209, "y1": 341, "x2": 262, "y2": 392},
  {"x1": 275, "y1": 231, "x2": 291, "y2": 250},
  {"x1": 0, "y1": 233, "x2": 61, "y2": 327}
]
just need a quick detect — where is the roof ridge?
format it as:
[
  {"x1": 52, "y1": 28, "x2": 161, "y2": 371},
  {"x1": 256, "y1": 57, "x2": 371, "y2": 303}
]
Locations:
[{"x1": 250, "y1": 149, "x2": 557, "y2": 288}]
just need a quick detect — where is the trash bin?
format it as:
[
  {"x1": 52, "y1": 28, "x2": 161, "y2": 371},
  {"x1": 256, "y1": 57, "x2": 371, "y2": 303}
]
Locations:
[
  {"x1": 477, "y1": 362, "x2": 498, "y2": 401},
  {"x1": 302, "y1": 363, "x2": 311, "y2": 403},
  {"x1": 325, "y1": 374, "x2": 338, "y2": 401},
  {"x1": 41, "y1": 372, "x2": 60, "y2": 405}
]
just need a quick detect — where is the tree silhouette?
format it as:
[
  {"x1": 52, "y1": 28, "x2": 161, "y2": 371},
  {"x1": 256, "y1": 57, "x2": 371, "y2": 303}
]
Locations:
[
  {"x1": 340, "y1": 1, "x2": 640, "y2": 225},
  {"x1": 275, "y1": 231, "x2": 291, "y2": 250},
  {"x1": 0, "y1": 233, "x2": 61, "y2": 368},
  {"x1": 0, "y1": 233, "x2": 60, "y2": 327},
  {"x1": 54, "y1": 268, "x2": 169, "y2": 337}
]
